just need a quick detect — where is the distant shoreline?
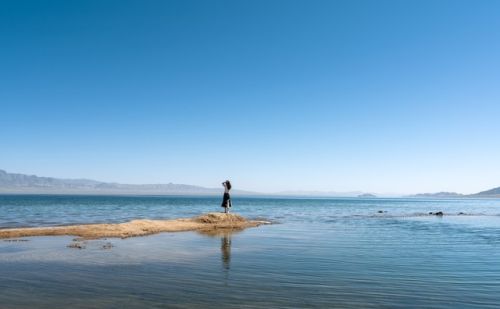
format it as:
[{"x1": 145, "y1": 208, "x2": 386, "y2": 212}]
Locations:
[
  {"x1": 0, "y1": 192, "x2": 499, "y2": 199},
  {"x1": 1, "y1": 168, "x2": 500, "y2": 198}
]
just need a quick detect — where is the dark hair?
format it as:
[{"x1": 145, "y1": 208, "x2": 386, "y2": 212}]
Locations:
[{"x1": 225, "y1": 180, "x2": 232, "y2": 190}]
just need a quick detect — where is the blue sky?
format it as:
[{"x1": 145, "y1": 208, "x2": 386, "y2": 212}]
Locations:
[{"x1": 1, "y1": 0, "x2": 499, "y2": 194}]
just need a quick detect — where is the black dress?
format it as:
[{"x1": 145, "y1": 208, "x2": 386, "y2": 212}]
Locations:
[{"x1": 221, "y1": 192, "x2": 232, "y2": 208}]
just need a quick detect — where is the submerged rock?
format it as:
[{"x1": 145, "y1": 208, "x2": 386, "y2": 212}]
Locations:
[
  {"x1": 67, "y1": 242, "x2": 86, "y2": 249},
  {"x1": 3, "y1": 239, "x2": 29, "y2": 242},
  {"x1": 101, "y1": 242, "x2": 113, "y2": 250}
]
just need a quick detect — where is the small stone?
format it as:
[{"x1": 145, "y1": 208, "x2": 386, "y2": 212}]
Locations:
[
  {"x1": 101, "y1": 242, "x2": 113, "y2": 250},
  {"x1": 67, "y1": 242, "x2": 86, "y2": 249}
]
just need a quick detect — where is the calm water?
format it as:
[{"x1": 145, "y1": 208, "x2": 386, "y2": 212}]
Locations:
[{"x1": 1, "y1": 195, "x2": 500, "y2": 308}]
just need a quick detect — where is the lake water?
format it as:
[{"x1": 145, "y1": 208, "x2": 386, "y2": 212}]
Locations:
[{"x1": 1, "y1": 195, "x2": 500, "y2": 308}]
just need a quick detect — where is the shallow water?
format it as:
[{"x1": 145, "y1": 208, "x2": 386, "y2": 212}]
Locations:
[{"x1": 1, "y1": 195, "x2": 500, "y2": 308}]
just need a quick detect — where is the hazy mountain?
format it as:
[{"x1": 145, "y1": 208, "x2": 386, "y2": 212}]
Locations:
[
  {"x1": 274, "y1": 190, "x2": 364, "y2": 197},
  {"x1": 469, "y1": 187, "x2": 500, "y2": 198},
  {"x1": 358, "y1": 193, "x2": 377, "y2": 198},
  {"x1": 409, "y1": 192, "x2": 464, "y2": 198},
  {"x1": 0, "y1": 169, "x2": 102, "y2": 188},
  {"x1": 410, "y1": 188, "x2": 500, "y2": 198},
  {"x1": 2, "y1": 169, "x2": 498, "y2": 198},
  {"x1": 0, "y1": 169, "x2": 253, "y2": 195}
]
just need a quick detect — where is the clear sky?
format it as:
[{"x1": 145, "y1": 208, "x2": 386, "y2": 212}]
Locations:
[{"x1": 1, "y1": 0, "x2": 499, "y2": 194}]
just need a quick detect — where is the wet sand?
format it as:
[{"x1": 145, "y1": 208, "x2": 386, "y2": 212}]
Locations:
[{"x1": 0, "y1": 213, "x2": 267, "y2": 240}]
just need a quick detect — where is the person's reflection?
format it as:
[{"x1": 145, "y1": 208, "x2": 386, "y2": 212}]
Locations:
[
  {"x1": 197, "y1": 228, "x2": 240, "y2": 272},
  {"x1": 221, "y1": 233, "x2": 232, "y2": 270}
]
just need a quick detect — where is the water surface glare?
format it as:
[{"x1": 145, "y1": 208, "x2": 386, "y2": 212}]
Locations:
[{"x1": 1, "y1": 195, "x2": 500, "y2": 308}]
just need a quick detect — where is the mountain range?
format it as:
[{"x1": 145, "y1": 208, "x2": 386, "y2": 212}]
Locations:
[
  {"x1": 408, "y1": 192, "x2": 464, "y2": 198},
  {"x1": 0, "y1": 169, "x2": 499, "y2": 198},
  {"x1": 470, "y1": 187, "x2": 500, "y2": 198},
  {"x1": 408, "y1": 189, "x2": 500, "y2": 198},
  {"x1": 0, "y1": 169, "x2": 251, "y2": 195}
]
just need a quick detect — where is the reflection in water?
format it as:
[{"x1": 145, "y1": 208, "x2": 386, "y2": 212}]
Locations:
[
  {"x1": 221, "y1": 234, "x2": 231, "y2": 270},
  {"x1": 197, "y1": 228, "x2": 240, "y2": 272}
]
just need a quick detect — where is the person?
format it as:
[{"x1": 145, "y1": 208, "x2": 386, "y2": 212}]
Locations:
[{"x1": 221, "y1": 180, "x2": 232, "y2": 213}]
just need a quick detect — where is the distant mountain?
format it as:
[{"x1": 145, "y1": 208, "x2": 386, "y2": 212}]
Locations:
[
  {"x1": 0, "y1": 169, "x2": 102, "y2": 188},
  {"x1": 2, "y1": 169, "x2": 499, "y2": 198},
  {"x1": 409, "y1": 192, "x2": 464, "y2": 198},
  {"x1": 410, "y1": 187, "x2": 500, "y2": 198},
  {"x1": 469, "y1": 187, "x2": 500, "y2": 198},
  {"x1": 358, "y1": 193, "x2": 377, "y2": 198},
  {"x1": 0, "y1": 169, "x2": 253, "y2": 195},
  {"x1": 274, "y1": 190, "x2": 364, "y2": 197}
]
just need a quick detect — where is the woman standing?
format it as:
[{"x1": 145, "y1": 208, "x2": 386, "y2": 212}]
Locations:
[{"x1": 221, "y1": 180, "x2": 232, "y2": 213}]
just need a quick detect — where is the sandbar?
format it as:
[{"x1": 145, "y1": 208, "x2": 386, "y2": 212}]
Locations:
[{"x1": 0, "y1": 213, "x2": 267, "y2": 240}]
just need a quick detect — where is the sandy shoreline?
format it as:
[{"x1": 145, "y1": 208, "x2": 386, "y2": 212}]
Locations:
[{"x1": 0, "y1": 213, "x2": 267, "y2": 240}]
